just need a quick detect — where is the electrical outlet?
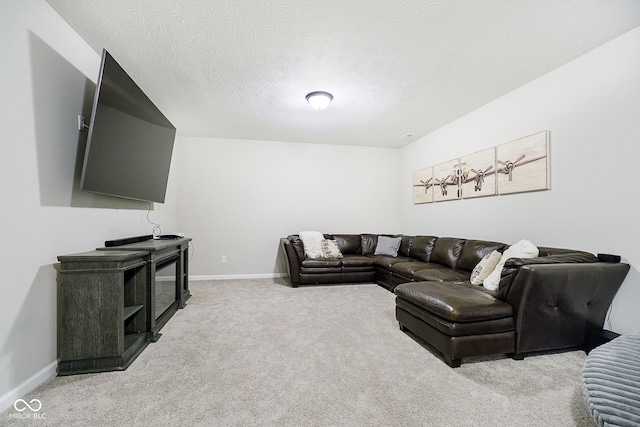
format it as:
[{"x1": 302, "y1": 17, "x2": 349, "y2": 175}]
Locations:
[{"x1": 221, "y1": 256, "x2": 227, "y2": 263}]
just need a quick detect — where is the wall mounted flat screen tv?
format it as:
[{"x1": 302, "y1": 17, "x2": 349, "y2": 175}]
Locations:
[{"x1": 80, "y1": 49, "x2": 176, "y2": 203}]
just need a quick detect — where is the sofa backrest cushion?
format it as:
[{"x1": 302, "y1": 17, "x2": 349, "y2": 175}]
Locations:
[
  {"x1": 361, "y1": 234, "x2": 378, "y2": 255},
  {"x1": 399, "y1": 236, "x2": 412, "y2": 257},
  {"x1": 331, "y1": 234, "x2": 362, "y2": 255},
  {"x1": 457, "y1": 240, "x2": 507, "y2": 272},
  {"x1": 409, "y1": 236, "x2": 437, "y2": 262},
  {"x1": 430, "y1": 237, "x2": 466, "y2": 269}
]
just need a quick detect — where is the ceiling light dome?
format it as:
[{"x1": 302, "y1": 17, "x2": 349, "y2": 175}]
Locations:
[{"x1": 305, "y1": 91, "x2": 333, "y2": 110}]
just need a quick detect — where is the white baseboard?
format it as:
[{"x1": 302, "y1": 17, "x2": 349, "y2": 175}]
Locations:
[
  {"x1": 0, "y1": 360, "x2": 57, "y2": 414},
  {"x1": 190, "y1": 273, "x2": 288, "y2": 281}
]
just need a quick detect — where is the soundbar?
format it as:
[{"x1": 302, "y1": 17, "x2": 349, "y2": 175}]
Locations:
[{"x1": 104, "y1": 235, "x2": 154, "y2": 247}]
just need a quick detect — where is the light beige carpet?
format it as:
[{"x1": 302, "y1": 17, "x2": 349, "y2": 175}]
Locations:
[{"x1": 1, "y1": 279, "x2": 594, "y2": 426}]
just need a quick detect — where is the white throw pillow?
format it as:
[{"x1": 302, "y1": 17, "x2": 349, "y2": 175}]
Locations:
[
  {"x1": 470, "y1": 250, "x2": 502, "y2": 285},
  {"x1": 299, "y1": 231, "x2": 325, "y2": 259},
  {"x1": 483, "y1": 240, "x2": 539, "y2": 291},
  {"x1": 320, "y1": 239, "x2": 343, "y2": 258}
]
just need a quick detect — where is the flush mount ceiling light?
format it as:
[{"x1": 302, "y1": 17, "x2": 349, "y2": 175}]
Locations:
[{"x1": 305, "y1": 91, "x2": 333, "y2": 110}]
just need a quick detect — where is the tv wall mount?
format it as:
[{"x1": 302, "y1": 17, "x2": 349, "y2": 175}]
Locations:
[{"x1": 78, "y1": 115, "x2": 89, "y2": 132}]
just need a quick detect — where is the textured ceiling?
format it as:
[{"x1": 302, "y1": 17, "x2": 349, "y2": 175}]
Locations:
[{"x1": 46, "y1": 0, "x2": 640, "y2": 148}]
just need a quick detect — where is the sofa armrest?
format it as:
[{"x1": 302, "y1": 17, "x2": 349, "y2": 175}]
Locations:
[
  {"x1": 500, "y1": 262, "x2": 629, "y2": 354},
  {"x1": 504, "y1": 252, "x2": 599, "y2": 268},
  {"x1": 281, "y1": 237, "x2": 303, "y2": 286},
  {"x1": 497, "y1": 252, "x2": 599, "y2": 297}
]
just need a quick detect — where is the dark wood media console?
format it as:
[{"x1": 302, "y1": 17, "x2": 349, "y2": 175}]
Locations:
[
  {"x1": 57, "y1": 237, "x2": 191, "y2": 375},
  {"x1": 99, "y1": 238, "x2": 191, "y2": 342}
]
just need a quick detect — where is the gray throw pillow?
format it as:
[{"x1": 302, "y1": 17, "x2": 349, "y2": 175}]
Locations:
[{"x1": 374, "y1": 236, "x2": 402, "y2": 257}]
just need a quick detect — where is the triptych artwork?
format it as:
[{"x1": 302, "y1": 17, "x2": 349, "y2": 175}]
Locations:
[{"x1": 413, "y1": 130, "x2": 549, "y2": 204}]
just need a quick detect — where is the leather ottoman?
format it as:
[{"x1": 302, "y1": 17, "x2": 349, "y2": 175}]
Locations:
[{"x1": 395, "y1": 281, "x2": 516, "y2": 367}]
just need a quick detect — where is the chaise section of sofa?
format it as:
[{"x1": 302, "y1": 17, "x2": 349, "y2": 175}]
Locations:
[{"x1": 395, "y1": 280, "x2": 516, "y2": 367}]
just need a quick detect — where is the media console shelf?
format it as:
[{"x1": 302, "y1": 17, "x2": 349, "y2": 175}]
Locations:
[
  {"x1": 57, "y1": 250, "x2": 149, "y2": 375},
  {"x1": 57, "y1": 237, "x2": 191, "y2": 375}
]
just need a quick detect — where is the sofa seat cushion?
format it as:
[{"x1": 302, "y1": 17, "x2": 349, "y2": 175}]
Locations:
[
  {"x1": 300, "y1": 258, "x2": 342, "y2": 274},
  {"x1": 389, "y1": 261, "x2": 431, "y2": 277},
  {"x1": 342, "y1": 255, "x2": 376, "y2": 274},
  {"x1": 394, "y1": 281, "x2": 513, "y2": 323},
  {"x1": 372, "y1": 255, "x2": 415, "y2": 268},
  {"x1": 341, "y1": 254, "x2": 375, "y2": 267},
  {"x1": 396, "y1": 298, "x2": 514, "y2": 337},
  {"x1": 413, "y1": 268, "x2": 470, "y2": 282},
  {"x1": 391, "y1": 262, "x2": 466, "y2": 281},
  {"x1": 301, "y1": 258, "x2": 341, "y2": 268}
]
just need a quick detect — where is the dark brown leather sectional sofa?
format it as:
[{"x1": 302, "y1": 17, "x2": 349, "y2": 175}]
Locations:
[{"x1": 281, "y1": 233, "x2": 630, "y2": 367}]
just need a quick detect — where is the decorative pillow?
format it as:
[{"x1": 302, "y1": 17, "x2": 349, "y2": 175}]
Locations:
[
  {"x1": 320, "y1": 239, "x2": 343, "y2": 258},
  {"x1": 483, "y1": 239, "x2": 539, "y2": 291},
  {"x1": 299, "y1": 231, "x2": 324, "y2": 259},
  {"x1": 374, "y1": 236, "x2": 402, "y2": 257},
  {"x1": 470, "y1": 250, "x2": 502, "y2": 285}
]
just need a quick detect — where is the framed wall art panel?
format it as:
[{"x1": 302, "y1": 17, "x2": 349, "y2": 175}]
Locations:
[
  {"x1": 433, "y1": 159, "x2": 460, "y2": 202},
  {"x1": 496, "y1": 130, "x2": 550, "y2": 195},
  {"x1": 460, "y1": 147, "x2": 496, "y2": 199},
  {"x1": 413, "y1": 167, "x2": 433, "y2": 204}
]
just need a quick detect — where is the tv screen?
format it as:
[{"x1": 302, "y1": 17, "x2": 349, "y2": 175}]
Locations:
[{"x1": 80, "y1": 49, "x2": 176, "y2": 203}]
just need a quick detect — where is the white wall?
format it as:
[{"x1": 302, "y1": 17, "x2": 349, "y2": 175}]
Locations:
[
  {"x1": 400, "y1": 26, "x2": 640, "y2": 334},
  {"x1": 0, "y1": 0, "x2": 179, "y2": 411},
  {"x1": 177, "y1": 137, "x2": 401, "y2": 277}
]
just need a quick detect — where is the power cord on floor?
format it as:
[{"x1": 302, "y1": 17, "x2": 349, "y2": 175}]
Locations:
[{"x1": 605, "y1": 302, "x2": 614, "y2": 331}]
